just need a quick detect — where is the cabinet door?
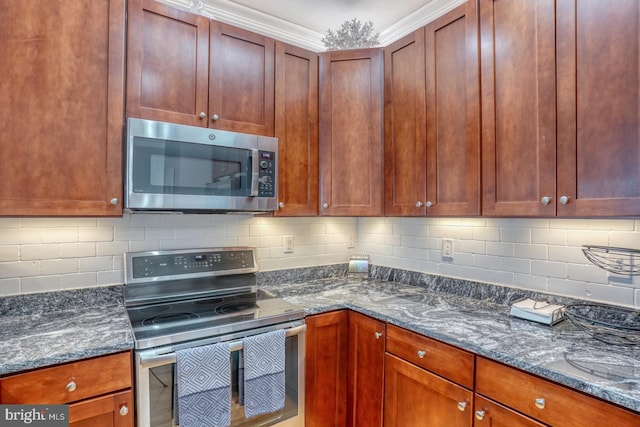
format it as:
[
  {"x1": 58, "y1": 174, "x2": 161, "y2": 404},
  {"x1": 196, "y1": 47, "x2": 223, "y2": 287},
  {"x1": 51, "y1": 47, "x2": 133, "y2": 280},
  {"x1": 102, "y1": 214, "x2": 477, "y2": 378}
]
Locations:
[
  {"x1": 274, "y1": 42, "x2": 319, "y2": 216},
  {"x1": 305, "y1": 311, "x2": 348, "y2": 427},
  {"x1": 384, "y1": 29, "x2": 427, "y2": 216},
  {"x1": 0, "y1": 0, "x2": 125, "y2": 216},
  {"x1": 480, "y1": 0, "x2": 556, "y2": 216},
  {"x1": 347, "y1": 312, "x2": 385, "y2": 427},
  {"x1": 384, "y1": 354, "x2": 472, "y2": 427},
  {"x1": 126, "y1": 0, "x2": 210, "y2": 127},
  {"x1": 319, "y1": 48, "x2": 384, "y2": 216},
  {"x1": 556, "y1": 0, "x2": 640, "y2": 216},
  {"x1": 69, "y1": 390, "x2": 133, "y2": 427},
  {"x1": 209, "y1": 21, "x2": 275, "y2": 136},
  {"x1": 474, "y1": 395, "x2": 546, "y2": 427},
  {"x1": 425, "y1": 0, "x2": 480, "y2": 216}
]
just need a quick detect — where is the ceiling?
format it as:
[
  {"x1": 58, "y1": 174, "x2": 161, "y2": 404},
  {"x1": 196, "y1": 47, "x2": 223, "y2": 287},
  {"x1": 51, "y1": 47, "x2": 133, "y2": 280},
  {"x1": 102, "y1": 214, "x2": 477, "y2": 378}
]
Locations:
[{"x1": 160, "y1": 0, "x2": 465, "y2": 51}]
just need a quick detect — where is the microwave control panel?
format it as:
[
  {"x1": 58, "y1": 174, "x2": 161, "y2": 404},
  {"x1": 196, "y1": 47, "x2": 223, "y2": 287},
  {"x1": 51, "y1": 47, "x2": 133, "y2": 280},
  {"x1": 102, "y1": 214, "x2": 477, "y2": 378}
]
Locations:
[{"x1": 258, "y1": 151, "x2": 276, "y2": 197}]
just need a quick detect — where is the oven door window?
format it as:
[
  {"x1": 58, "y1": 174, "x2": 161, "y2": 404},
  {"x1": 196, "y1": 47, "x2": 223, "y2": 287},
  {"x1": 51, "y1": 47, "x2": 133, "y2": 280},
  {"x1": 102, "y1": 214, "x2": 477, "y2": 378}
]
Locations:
[
  {"x1": 131, "y1": 137, "x2": 252, "y2": 197},
  {"x1": 147, "y1": 335, "x2": 300, "y2": 427}
]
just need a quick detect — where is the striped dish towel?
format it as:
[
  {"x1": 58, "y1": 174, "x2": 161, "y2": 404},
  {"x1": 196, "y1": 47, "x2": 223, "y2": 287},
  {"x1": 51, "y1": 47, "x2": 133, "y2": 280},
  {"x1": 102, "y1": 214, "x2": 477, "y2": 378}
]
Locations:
[
  {"x1": 176, "y1": 342, "x2": 231, "y2": 427},
  {"x1": 243, "y1": 329, "x2": 286, "y2": 419}
]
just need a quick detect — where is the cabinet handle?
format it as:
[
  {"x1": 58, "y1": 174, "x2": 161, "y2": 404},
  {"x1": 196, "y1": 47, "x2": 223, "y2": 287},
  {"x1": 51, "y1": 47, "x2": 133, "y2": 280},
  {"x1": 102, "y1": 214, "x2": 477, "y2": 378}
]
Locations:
[
  {"x1": 199, "y1": 112, "x2": 206, "y2": 119},
  {"x1": 540, "y1": 196, "x2": 551, "y2": 205},
  {"x1": 374, "y1": 332, "x2": 383, "y2": 339},
  {"x1": 534, "y1": 398, "x2": 546, "y2": 409},
  {"x1": 475, "y1": 410, "x2": 486, "y2": 421},
  {"x1": 119, "y1": 404, "x2": 129, "y2": 416},
  {"x1": 212, "y1": 114, "x2": 220, "y2": 121},
  {"x1": 66, "y1": 381, "x2": 77, "y2": 392},
  {"x1": 559, "y1": 195, "x2": 570, "y2": 205},
  {"x1": 110, "y1": 198, "x2": 119, "y2": 206},
  {"x1": 425, "y1": 201, "x2": 434, "y2": 208},
  {"x1": 416, "y1": 201, "x2": 423, "y2": 207},
  {"x1": 278, "y1": 202, "x2": 285, "y2": 208},
  {"x1": 322, "y1": 203, "x2": 329, "y2": 209},
  {"x1": 417, "y1": 350, "x2": 426, "y2": 358},
  {"x1": 457, "y1": 401, "x2": 468, "y2": 412}
]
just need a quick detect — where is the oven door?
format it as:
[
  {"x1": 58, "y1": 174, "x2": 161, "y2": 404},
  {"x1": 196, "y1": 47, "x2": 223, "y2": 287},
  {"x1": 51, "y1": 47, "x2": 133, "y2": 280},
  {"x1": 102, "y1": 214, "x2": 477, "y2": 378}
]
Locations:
[{"x1": 135, "y1": 323, "x2": 305, "y2": 427}]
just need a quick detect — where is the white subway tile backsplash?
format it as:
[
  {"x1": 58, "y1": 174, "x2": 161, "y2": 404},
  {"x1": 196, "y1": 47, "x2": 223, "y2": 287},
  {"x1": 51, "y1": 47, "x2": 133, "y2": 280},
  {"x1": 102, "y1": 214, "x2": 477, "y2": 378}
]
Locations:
[
  {"x1": 41, "y1": 259, "x2": 78, "y2": 275},
  {"x1": 1, "y1": 213, "x2": 639, "y2": 307}
]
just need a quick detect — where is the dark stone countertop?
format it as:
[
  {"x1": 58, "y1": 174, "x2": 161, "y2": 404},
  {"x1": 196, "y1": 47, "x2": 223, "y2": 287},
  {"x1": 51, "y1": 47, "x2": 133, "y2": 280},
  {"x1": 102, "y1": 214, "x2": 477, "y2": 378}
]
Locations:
[
  {"x1": 259, "y1": 267, "x2": 640, "y2": 414},
  {"x1": 0, "y1": 286, "x2": 134, "y2": 376}
]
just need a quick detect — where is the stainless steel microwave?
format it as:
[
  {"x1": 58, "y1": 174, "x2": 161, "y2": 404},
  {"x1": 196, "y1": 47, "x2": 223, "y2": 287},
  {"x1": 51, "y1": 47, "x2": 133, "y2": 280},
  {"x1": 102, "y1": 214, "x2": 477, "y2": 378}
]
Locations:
[{"x1": 125, "y1": 118, "x2": 278, "y2": 213}]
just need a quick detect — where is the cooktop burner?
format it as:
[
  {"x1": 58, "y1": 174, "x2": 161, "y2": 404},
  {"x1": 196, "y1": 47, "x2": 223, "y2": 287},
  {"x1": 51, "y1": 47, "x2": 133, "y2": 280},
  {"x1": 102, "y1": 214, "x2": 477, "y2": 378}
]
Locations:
[{"x1": 124, "y1": 247, "x2": 305, "y2": 350}]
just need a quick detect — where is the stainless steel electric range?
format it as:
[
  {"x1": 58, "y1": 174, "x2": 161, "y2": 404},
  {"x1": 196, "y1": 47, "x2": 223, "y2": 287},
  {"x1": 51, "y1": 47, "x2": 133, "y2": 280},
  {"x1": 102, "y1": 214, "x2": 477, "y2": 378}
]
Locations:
[{"x1": 124, "y1": 247, "x2": 306, "y2": 427}]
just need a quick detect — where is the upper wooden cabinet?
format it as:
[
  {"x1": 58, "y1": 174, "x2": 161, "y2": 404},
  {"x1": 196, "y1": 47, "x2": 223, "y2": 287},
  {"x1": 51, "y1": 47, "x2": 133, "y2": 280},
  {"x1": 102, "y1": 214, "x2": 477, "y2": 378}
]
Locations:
[
  {"x1": 384, "y1": 1, "x2": 480, "y2": 217},
  {"x1": 319, "y1": 48, "x2": 384, "y2": 216},
  {"x1": 126, "y1": 0, "x2": 275, "y2": 136},
  {"x1": 480, "y1": 0, "x2": 557, "y2": 216},
  {"x1": 274, "y1": 42, "x2": 319, "y2": 216},
  {"x1": 126, "y1": 0, "x2": 209, "y2": 127},
  {"x1": 0, "y1": 0, "x2": 125, "y2": 216},
  {"x1": 481, "y1": 0, "x2": 640, "y2": 217},
  {"x1": 556, "y1": 0, "x2": 640, "y2": 216},
  {"x1": 209, "y1": 21, "x2": 275, "y2": 136}
]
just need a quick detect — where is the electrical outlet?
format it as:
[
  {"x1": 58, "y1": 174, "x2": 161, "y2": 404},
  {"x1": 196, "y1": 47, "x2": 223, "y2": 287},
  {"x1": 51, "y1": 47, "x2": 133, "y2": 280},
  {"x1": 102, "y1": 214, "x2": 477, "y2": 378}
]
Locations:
[
  {"x1": 284, "y1": 235, "x2": 294, "y2": 253},
  {"x1": 348, "y1": 233, "x2": 356, "y2": 249},
  {"x1": 442, "y1": 239, "x2": 454, "y2": 259}
]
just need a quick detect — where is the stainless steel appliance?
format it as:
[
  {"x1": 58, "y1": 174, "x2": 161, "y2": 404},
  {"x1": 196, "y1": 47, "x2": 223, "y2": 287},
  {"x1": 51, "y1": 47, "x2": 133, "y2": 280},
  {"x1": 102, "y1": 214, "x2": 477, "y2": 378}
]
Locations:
[
  {"x1": 125, "y1": 118, "x2": 278, "y2": 213},
  {"x1": 124, "y1": 247, "x2": 305, "y2": 427}
]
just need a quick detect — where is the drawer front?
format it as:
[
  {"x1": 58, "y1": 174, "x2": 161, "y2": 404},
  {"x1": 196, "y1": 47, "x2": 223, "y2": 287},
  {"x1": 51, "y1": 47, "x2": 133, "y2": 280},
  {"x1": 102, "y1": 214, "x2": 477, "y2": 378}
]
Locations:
[
  {"x1": 476, "y1": 357, "x2": 640, "y2": 426},
  {"x1": 385, "y1": 324, "x2": 474, "y2": 389},
  {"x1": 1, "y1": 351, "x2": 132, "y2": 405}
]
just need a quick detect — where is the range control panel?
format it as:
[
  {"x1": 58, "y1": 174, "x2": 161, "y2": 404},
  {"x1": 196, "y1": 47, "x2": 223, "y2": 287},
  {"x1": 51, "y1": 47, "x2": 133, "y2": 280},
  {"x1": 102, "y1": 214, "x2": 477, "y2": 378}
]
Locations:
[
  {"x1": 128, "y1": 248, "x2": 256, "y2": 280},
  {"x1": 257, "y1": 150, "x2": 276, "y2": 197}
]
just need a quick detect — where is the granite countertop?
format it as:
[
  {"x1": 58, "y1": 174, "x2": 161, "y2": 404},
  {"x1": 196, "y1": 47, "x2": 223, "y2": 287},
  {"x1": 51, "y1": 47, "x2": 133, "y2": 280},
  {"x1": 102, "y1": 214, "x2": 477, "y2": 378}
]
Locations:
[
  {"x1": 259, "y1": 269, "x2": 640, "y2": 414},
  {"x1": 0, "y1": 286, "x2": 134, "y2": 376}
]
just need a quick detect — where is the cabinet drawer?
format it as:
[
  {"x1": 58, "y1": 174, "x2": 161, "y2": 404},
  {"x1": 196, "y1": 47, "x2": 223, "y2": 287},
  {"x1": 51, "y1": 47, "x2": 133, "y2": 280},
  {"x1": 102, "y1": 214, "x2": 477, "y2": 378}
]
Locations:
[
  {"x1": 476, "y1": 357, "x2": 640, "y2": 426},
  {"x1": 1, "y1": 352, "x2": 132, "y2": 405},
  {"x1": 385, "y1": 324, "x2": 474, "y2": 389}
]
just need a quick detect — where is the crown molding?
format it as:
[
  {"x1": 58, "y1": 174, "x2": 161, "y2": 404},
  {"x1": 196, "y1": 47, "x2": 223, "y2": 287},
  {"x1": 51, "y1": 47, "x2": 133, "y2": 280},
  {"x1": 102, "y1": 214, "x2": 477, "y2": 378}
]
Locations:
[
  {"x1": 378, "y1": 0, "x2": 467, "y2": 45},
  {"x1": 158, "y1": 0, "x2": 464, "y2": 52}
]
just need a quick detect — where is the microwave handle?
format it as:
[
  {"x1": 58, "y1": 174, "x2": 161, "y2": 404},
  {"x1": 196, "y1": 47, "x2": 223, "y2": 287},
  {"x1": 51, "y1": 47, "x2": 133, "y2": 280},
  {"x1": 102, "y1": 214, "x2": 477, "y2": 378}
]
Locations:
[{"x1": 250, "y1": 149, "x2": 260, "y2": 197}]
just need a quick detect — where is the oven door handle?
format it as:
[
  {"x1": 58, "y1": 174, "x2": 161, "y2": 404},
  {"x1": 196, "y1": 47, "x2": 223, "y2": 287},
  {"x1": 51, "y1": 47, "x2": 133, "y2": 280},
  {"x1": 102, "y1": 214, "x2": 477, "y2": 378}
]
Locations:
[{"x1": 138, "y1": 324, "x2": 306, "y2": 368}]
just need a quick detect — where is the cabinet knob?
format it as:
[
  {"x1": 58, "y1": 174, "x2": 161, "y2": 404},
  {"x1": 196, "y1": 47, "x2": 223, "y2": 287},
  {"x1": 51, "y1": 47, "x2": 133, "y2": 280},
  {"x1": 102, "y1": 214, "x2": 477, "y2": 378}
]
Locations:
[
  {"x1": 278, "y1": 202, "x2": 285, "y2": 208},
  {"x1": 457, "y1": 401, "x2": 468, "y2": 412},
  {"x1": 374, "y1": 332, "x2": 383, "y2": 339},
  {"x1": 426, "y1": 201, "x2": 434, "y2": 208},
  {"x1": 212, "y1": 114, "x2": 220, "y2": 121},
  {"x1": 416, "y1": 201, "x2": 423, "y2": 207},
  {"x1": 417, "y1": 350, "x2": 426, "y2": 358},
  {"x1": 534, "y1": 398, "x2": 546, "y2": 409},
  {"x1": 540, "y1": 196, "x2": 551, "y2": 205},
  {"x1": 119, "y1": 405, "x2": 129, "y2": 416},
  {"x1": 110, "y1": 198, "x2": 119, "y2": 206},
  {"x1": 66, "y1": 381, "x2": 77, "y2": 392},
  {"x1": 322, "y1": 203, "x2": 329, "y2": 209},
  {"x1": 199, "y1": 112, "x2": 206, "y2": 119},
  {"x1": 475, "y1": 410, "x2": 486, "y2": 421},
  {"x1": 559, "y1": 195, "x2": 570, "y2": 205}
]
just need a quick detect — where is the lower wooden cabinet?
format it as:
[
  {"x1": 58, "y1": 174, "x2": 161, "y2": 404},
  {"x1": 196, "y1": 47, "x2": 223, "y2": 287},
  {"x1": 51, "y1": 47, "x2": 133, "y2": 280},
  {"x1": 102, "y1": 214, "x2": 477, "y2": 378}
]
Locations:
[
  {"x1": 384, "y1": 353, "x2": 473, "y2": 426},
  {"x1": 0, "y1": 351, "x2": 133, "y2": 427},
  {"x1": 347, "y1": 311, "x2": 385, "y2": 427},
  {"x1": 69, "y1": 390, "x2": 133, "y2": 427},
  {"x1": 305, "y1": 310, "x2": 349, "y2": 427},
  {"x1": 476, "y1": 357, "x2": 640, "y2": 427},
  {"x1": 473, "y1": 395, "x2": 546, "y2": 427}
]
